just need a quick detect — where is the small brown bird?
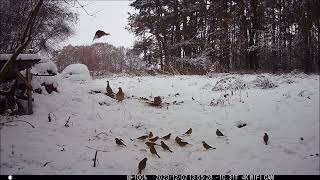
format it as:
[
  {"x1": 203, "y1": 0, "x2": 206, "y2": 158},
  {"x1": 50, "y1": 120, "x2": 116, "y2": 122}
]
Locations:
[
  {"x1": 149, "y1": 145, "x2": 160, "y2": 158},
  {"x1": 93, "y1": 30, "x2": 110, "y2": 41},
  {"x1": 138, "y1": 157, "x2": 147, "y2": 174},
  {"x1": 145, "y1": 142, "x2": 159, "y2": 147},
  {"x1": 149, "y1": 136, "x2": 159, "y2": 142},
  {"x1": 184, "y1": 128, "x2": 192, "y2": 135},
  {"x1": 177, "y1": 141, "x2": 189, "y2": 147},
  {"x1": 175, "y1": 136, "x2": 182, "y2": 143},
  {"x1": 160, "y1": 141, "x2": 173, "y2": 152},
  {"x1": 116, "y1": 87, "x2": 125, "y2": 102},
  {"x1": 149, "y1": 132, "x2": 153, "y2": 138},
  {"x1": 161, "y1": 133, "x2": 171, "y2": 140},
  {"x1": 115, "y1": 138, "x2": 126, "y2": 146},
  {"x1": 137, "y1": 135, "x2": 149, "y2": 140},
  {"x1": 106, "y1": 81, "x2": 114, "y2": 97},
  {"x1": 216, "y1": 129, "x2": 224, "y2": 137},
  {"x1": 263, "y1": 133, "x2": 269, "y2": 145},
  {"x1": 202, "y1": 141, "x2": 215, "y2": 150}
]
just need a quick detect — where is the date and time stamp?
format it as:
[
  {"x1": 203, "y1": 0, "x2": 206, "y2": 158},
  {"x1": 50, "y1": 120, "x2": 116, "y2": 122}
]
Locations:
[{"x1": 128, "y1": 175, "x2": 275, "y2": 180}]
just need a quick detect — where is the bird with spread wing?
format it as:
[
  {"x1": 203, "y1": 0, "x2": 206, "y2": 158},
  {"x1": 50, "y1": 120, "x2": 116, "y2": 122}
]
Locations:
[{"x1": 93, "y1": 30, "x2": 110, "y2": 41}]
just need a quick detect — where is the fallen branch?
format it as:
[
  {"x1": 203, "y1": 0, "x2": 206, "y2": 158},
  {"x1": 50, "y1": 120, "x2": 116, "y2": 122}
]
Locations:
[{"x1": 0, "y1": 120, "x2": 35, "y2": 128}]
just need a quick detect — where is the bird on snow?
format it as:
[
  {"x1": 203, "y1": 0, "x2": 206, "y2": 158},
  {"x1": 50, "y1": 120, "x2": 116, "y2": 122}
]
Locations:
[
  {"x1": 183, "y1": 128, "x2": 192, "y2": 135},
  {"x1": 93, "y1": 30, "x2": 110, "y2": 41},
  {"x1": 263, "y1": 133, "x2": 269, "y2": 145},
  {"x1": 149, "y1": 145, "x2": 160, "y2": 158},
  {"x1": 161, "y1": 133, "x2": 171, "y2": 140},
  {"x1": 145, "y1": 142, "x2": 159, "y2": 147},
  {"x1": 149, "y1": 136, "x2": 159, "y2": 142},
  {"x1": 175, "y1": 136, "x2": 182, "y2": 143},
  {"x1": 115, "y1": 138, "x2": 126, "y2": 146},
  {"x1": 116, "y1": 87, "x2": 124, "y2": 102},
  {"x1": 148, "y1": 132, "x2": 153, "y2": 138},
  {"x1": 138, "y1": 157, "x2": 147, "y2": 174},
  {"x1": 216, "y1": 129, "x2": 224, "y2": 137},
  {"x1": 160, "y1": 141, "x2": 173, "y2": 153},
  {"x1": 136, "y1": 135, "x2": 149, "y2": 140},
  {"x1": 176, "y1": 141, "x2": 190, "y2": 147},
  {"x1": 106, "y1": 81, "x2": 114, "y2": 97},
  {"x1": 202, "y1": 141, "x2": 216, "y2": 150}
]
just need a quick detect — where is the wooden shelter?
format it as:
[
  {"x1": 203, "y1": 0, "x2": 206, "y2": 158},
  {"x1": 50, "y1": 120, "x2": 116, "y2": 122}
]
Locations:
[{"x1": 0, "y1": 54, "x2": 41, "y2": 115}]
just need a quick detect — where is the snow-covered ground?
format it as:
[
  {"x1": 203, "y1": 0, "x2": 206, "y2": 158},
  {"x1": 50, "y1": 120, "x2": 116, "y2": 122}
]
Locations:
[{"x1": 1, "y1": 73, "x2": 319, "y2": 175}]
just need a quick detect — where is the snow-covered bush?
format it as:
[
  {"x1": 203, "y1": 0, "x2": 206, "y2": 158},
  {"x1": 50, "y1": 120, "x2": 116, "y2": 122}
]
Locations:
[
  {"x1": 212, "y1": 77, "x2": 247, "y2": 91},
  {"x1": 32, "y1": 57, "x2": 58, "y2": 75},
  {"x1": 31, "y1": 57, "x2": 59, "y2": 94},
  {"x1": 251, "y1": 75, "x2": 278, "y2": 89},
  {"x1": 61, "y1": 64, "x2": 92, "y2": 82}
]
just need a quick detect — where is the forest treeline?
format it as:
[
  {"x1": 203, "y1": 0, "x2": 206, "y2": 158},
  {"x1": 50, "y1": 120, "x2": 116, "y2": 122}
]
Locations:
[{"x1": 127, "y1": 0, "x2": 320, "y2": 74}]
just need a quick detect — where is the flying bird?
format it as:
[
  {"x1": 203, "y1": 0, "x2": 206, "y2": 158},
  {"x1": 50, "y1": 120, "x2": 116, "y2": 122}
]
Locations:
[
  {"x1": 93, "y1": 30, "x2": 110, "y2": 41},
  {"x1": 202, "y1": 141, "x2": 216, "y2": 150},
  {"x1": 138, "y1": 157, "x2": 147, "y2": 174},
  {"x1": 161, "y1": 133, "x2": 171, "y2": 140},
  {"x1": 160, "y1": 141, "x2": 173, "y2": 153},
  {"x1": 183, "y1": 128, "x2": 192, "y2": 135},
  {"x1": 149, "y1": 145, "x2": 160, "y2": 158},
  {"x1": 263, "y1": 133, "x2": 269, "y2": 145},
  {"x1": 149, "y1": 132, "x2": 153, "y2": 138},
  {"x1": 216, "y1": 129, "x2": 224, "y2": 137},
  {"x1": 116, "y1": 87, "x2": 125, "y2": 102},
  {"x1": 115, "y1": 138, "x2": 126, "y2": 146},
  {"x1": 149, "y1": 136, "x2": 159, "y2": 142}
]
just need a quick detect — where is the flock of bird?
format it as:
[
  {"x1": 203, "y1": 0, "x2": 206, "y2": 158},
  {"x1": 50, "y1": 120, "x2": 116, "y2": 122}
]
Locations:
[
  {"x1": 113, "y1": 127, "x2": 269, "y2": 174},
  {"x1": 104, "y1": 80, "x2": 270, "y2": 174}
]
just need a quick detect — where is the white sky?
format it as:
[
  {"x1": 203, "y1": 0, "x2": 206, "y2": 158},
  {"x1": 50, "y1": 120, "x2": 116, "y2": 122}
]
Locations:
[{"x1": 62, "y1": 1, "x2": 136, "y2": 48}]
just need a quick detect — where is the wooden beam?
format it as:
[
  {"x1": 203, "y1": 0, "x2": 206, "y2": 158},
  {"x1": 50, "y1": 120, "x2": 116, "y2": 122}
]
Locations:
[
  {"x1": 15, "y1": 71, "x2": 32, "y2": 90},
  {"x1": 26, "y1": 68, "x2": 33, "y2": 115}
]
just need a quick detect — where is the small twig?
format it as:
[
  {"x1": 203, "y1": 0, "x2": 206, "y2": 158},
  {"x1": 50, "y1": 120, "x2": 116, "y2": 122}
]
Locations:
[
  {"x1": 95, "y1": 132, "x2": 109, "y2": 138},
  {"x1": 64, "y1": 116, "x2": 70, "y2": 127},
  {"x1": 48, "y1": 113, "x2": 52, "y2": 122},
  {"x1": 43, "y1": 162, "x2": 50, "y2": 167},
  {"x1": 93, "y1": 150, "x2": 98, "y2": 167},
  {"x1": 0, "y1": 120, "x2": 35, "y2": 128},
  {"x1": 85, "y1": 146, "x2": 109, "y2": 152},
  {"x1": 96, "y1": 113, "x2": 103, "y2": 120}
]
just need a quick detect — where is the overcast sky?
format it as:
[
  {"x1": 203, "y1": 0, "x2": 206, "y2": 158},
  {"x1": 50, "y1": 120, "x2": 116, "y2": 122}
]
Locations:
[{"x1": 63, "y1": 1, "x2": 136, "y2": 48}]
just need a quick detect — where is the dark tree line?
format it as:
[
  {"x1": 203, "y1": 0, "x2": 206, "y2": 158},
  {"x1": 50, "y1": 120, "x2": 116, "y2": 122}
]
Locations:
[
  {"x1": 127, "y1": 0, "x2": 320, "y2": 74},
  {"x1": 53, "y1": 43, "x2": 145, "y2": 75}
]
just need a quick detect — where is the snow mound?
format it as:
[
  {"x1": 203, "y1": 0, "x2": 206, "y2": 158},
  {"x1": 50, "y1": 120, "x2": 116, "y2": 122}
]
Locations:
[
  {"x1": 250, "y1": 75, "x2": 278, "y2": 89},
  {"x1": 212, "y1": 77, "x2": 246, "y2": 91},
  {"x1": 61, "y1": 64, "x2": 92, "y2": 82}
]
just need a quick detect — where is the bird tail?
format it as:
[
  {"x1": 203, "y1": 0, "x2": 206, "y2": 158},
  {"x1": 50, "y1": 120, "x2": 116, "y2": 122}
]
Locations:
[
  {"x1": 157, "y1": 154, "x2": 160, "y2": 158},
  {"x1": 169, "y1": 149, "x2": 173, "y2": 153},
  {"x1": 138, "y1": 169, "x2": 141, "y2": 174}
]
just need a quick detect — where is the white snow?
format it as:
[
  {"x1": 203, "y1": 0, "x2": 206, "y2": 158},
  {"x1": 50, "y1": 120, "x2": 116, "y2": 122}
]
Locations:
[
  {"x1": 31, "y1": 57, "x2": 58, "y2": 75},
  {"x1": 0, "y1": 73, "x2": 319, "y2": 175},
  {"x1": 61, "y1": 64, "x2": 92, "y2": 82},
  {"x1": 0, "y1": 54, "x2": 42, "y2": 61}
]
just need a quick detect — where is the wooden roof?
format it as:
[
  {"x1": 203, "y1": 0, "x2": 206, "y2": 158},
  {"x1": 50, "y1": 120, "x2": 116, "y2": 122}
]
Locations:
[{"x1": 0, "y1": 54, "x2": 41, "y2": 71}]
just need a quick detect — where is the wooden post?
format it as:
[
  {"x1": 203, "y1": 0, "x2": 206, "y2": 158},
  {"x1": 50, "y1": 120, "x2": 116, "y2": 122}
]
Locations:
[{"x1": 26, "y1": 68, "x2": 33, "y2": 114}]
